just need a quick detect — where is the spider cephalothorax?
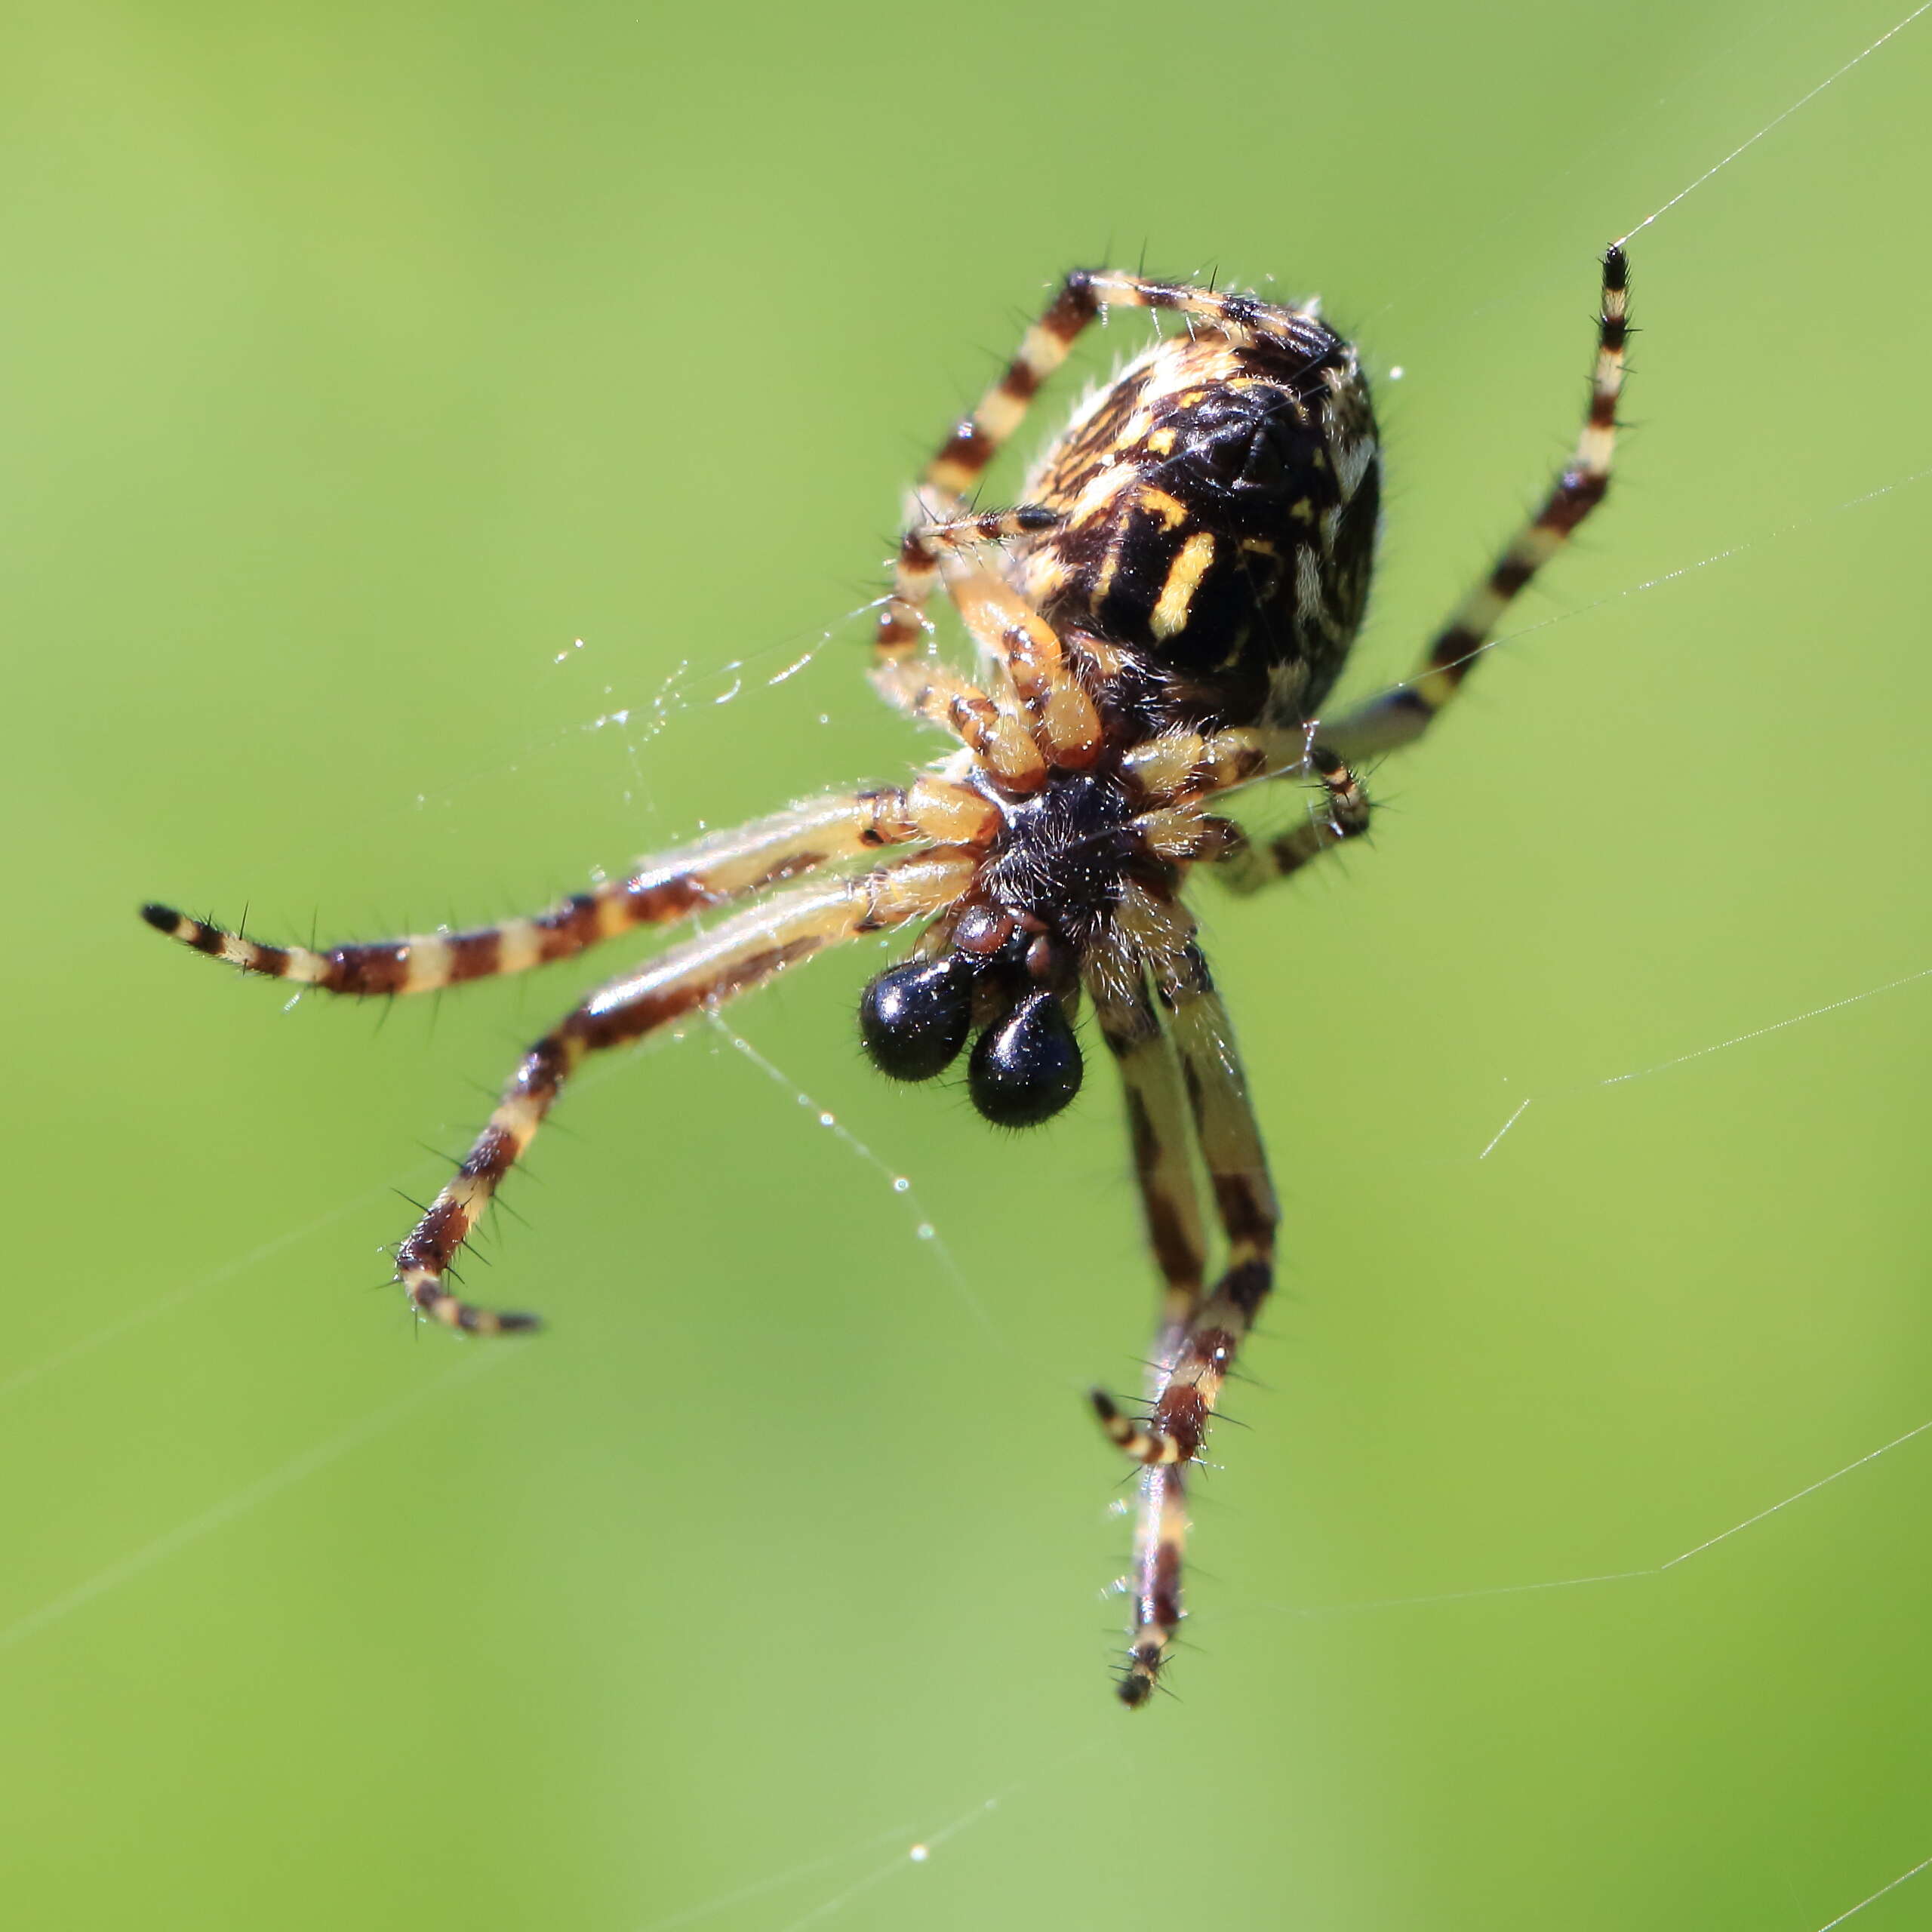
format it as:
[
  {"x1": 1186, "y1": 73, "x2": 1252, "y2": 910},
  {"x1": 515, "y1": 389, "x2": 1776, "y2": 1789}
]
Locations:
[{"x1": 143, "y1": 251, "x2": 1628, "y2": 1708}]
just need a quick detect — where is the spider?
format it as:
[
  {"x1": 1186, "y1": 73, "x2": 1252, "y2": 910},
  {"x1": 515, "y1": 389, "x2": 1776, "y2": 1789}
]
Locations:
[{"x1": 143, "y1": 249, "x2": 1628, "y2": 1706}]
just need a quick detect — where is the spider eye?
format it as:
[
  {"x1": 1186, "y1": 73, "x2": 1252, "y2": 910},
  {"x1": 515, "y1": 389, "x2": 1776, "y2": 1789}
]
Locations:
[
  {"x1": 968, "y1": 990, "x2": 1083, "y2": 1128},
  {"x1": 859, "y1": 955, "x2": 977, "y2": 1081}
]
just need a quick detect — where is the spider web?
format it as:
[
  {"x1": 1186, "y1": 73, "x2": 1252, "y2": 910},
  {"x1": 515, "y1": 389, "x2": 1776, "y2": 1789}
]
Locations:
[{"x1": 10, "y1": 5, "x2": 1932, "y2": 1926}]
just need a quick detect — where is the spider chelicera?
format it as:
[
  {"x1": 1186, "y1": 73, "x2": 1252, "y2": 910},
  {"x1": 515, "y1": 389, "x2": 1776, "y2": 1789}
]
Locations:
[{"x1": 143, "y1": 249, "x2": 1628, "y2": 1705}]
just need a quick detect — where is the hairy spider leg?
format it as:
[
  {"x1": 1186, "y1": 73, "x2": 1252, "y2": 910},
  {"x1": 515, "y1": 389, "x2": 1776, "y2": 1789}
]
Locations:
[
  {"x1": 141, "y1": 780, "x2": 997, "y2": 996},
  {"x1": 1324, "y1": 246, "x2": 1629, "y2": 763},
  {"x1": 1118, "y1": 724, "x2": 1293, "y2": 805},
  {"x1": 872, "y1": 275, "x2": 1100, "y2": 666},
  {"x1": 868, "y1": 649, "x2": 1051, "y2": 795},
  {"x1": 392, "y1": 850, "x2": 978, "y2": 1334},
  {"x1": 1155, "y1": 943, "x2": 1278, "y2": 1457},
  {"x1": 1093, "y1": 937, "x2": 1279, "y2": 1703},
  {"x1": 935, "y1": 552, "x2": 1104, "y2": 772},
  {"x1": 1091, "y1": 969, "x2": 1210, "y2": 1707},
  {"x1": 1195, "y1": 744, "x2": 1374, "y2": 890},
  {"x1": 1115, "y1": 724, "x2": 1372, "y2": 882},
  {"x1": 870, "y1": 511, "x2": 1110, "y2": 791},
  {"x1": 910, "y1": 506, "x2": 1065, "y2": 547},
  {"x1": 1092, "y1": 971, "x2": 1208, "y2": 1362}
]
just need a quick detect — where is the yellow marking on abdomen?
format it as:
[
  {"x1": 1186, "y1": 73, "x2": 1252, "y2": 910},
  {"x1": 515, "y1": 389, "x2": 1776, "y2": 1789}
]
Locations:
[
  {"x1": 1091, "y1": 535, "x2": 1122, "y2": 608},
  {"x1": 1069, "y1": 462, "x2": 1132, "y2": 525},
  {"x1": 1137, "y1": 488, "x2": 1191, "y2": 533},
  {"x1": 1151, "y1": 532, "x2": 1217, "y2": 640}
]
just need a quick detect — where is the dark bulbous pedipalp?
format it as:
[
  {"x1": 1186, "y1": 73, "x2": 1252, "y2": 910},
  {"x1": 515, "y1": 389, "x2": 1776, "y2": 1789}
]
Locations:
[
  {"x1": 858, "y1": 955, "x2": 977, "y2": 1081},
  {"x1": 968, "y1": 989, "x2": 1083, "y2": 1128}
]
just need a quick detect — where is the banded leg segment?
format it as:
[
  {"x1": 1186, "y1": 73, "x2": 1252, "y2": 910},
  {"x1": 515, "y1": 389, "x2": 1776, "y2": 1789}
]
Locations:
[
  {"x1": 1090, "y1": 970, "x2": 1211, "y2": 1708},
  {"x1": 1104, "y1": 942, "x2": 1281, "y2": 1703},
  {"x1": 874, "y1": 274, "x2": 1103, "y2": 663},
  {"x1": 1075, "y1": 270, "x2": 1337, "y2": 362},
  {"x1": 938, "y1": 553, "x2": 1103, "y2": 770},
  {"x1": 912, "y1": 506, "x2": 1065, "y2": 548},
  {"x1": 875, "y1": 510, "x2": 1104, "y2": 780},
  {"x1": 1091, "y1": 972, "x2": 1208, "y2": 1346},
  {"x1": 1119, "y1": 723, "x2": 1303, "y2": 808},
  {"x1": 1199, "y1": 746, "x2": 1373, "y2": 893},
  {"x1": 869, "y1": 655, "x2": 1049, "y2": 794},
  {"x1": 1324, "y1": 246, "x2": 1630, "y2": 762},
  {"x1": 396, "y1": 851, "x2": 978, "y2": 1334},
  {"x1": 1107, "y1": 944, "x2": 1278, "y2": 1467},
  {"x1": 1120, "y1": 730, "x2": 1370, "y2": 888},
  {"x1": 140, "y1": 780, "x2": 997, "y2": 997}
]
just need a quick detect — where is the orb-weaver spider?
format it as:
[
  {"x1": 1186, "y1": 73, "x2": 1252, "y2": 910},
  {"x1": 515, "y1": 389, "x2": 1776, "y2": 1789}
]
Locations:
[{"x1": 144, "y1": 248, "x2": 1628, "y2": 1705}]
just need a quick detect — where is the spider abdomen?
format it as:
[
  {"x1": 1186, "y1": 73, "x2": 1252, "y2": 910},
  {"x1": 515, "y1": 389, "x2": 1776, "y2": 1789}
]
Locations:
[{"x1": 1015, "y1": 329, "x2": 1380, "y2": 730}]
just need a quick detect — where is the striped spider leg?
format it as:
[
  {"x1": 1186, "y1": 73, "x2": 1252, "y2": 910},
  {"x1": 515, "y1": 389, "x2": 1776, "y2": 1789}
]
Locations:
[
  {"x1": 382, "y1": 850, "x2": 977, "y2": 1334},
  {"x1": 1087, "y1": 959, "x2": 1204, "y2": 1708},
  {"x1": 1320, "y1": 245, "x2": 1630, "y2": 769},
  {"x1": 145, "y1": 783, "x2": 996, "y2": 1330},
  {"x1": 142, "y1": 781, "x2": 998, "y2": 998},
  {"x1": 1084, "y1": 883, "x2": 1280, "y2": 1706}
]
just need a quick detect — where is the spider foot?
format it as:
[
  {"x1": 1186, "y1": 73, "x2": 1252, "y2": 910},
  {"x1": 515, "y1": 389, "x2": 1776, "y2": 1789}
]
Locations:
[
  {"x1": 403, "y1": 1271, "x2": 543, "y2": 1337},
  {"x1": 1117, "y1": 1638, "x2": 1167, "y2": 1708}
]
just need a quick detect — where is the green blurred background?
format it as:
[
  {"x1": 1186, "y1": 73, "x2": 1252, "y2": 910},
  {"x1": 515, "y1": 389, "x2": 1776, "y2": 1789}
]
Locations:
[{"x1": 5, "y1": 1, "x2": 1929, "y2": 1925}]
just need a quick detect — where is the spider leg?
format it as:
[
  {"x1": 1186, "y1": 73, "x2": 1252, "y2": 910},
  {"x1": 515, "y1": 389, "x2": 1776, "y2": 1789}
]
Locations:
[
  {"x1": 1095, "y1": 934, "x2": 1279, "y2": 1704},
  {"x1": 1091, "y1": 968, "x2": 1208, "y2": 1340},
  {"x1": 873, "y1": 275, "x2": 1103, "y2": 668},
  {"x1": 1089, "y1": 964, "x2": 1211, "y2": 1708},
  {"x1": 1071, "y1": 270, "x2": 1337, "y2": 360},
  {"x1": 140, "y1": 779, "x2": 997, "y2": 995},
  {"x1": 392, "y1": 848, "x2": 979, "y2": 1334},
  {"x1": 1120, "y1": 727, "x2": 1370, "y2": 883},
  {"x1": 1321, "y1": 246, "x2": 1629, "y2": 763},
  {"x1": 1119, "y1": 723, "x2": 1301, "y2": 804},
  {"x1": 878, "y1": 509, "x2": 1108, "y2": 782},
  {"x1": 868, "y1": 654, "x2": 1048, "y2": 795},
  {"x1": 937, "y1": 555, "x2": 1103, "y2": 772},
  {"x1": 909, "y1": 506, "x2": 1066, "y2": 547},
  {"x1": 1156, "y1": 947, "x2": 1278, "y2": 1395},
  {"x1": 1178, "y1": 746, "x2": 1373, "y2": 894},
  {"x1": 869, "y1": 512, "x2": 1103, "y2": 794}
]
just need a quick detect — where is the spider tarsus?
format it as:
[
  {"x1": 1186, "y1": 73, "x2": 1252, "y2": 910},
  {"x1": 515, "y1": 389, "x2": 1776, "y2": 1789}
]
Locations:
[
  {"x1": 469, "y1": 1309, "x2": 542, "y2": 1337},
  {"x1": 411, "y1": 1287, "x2": 543, "y2": 1337},
  {"x1": 1115, "y1": 1645, "x2": 1168, "y2": 1709}
]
